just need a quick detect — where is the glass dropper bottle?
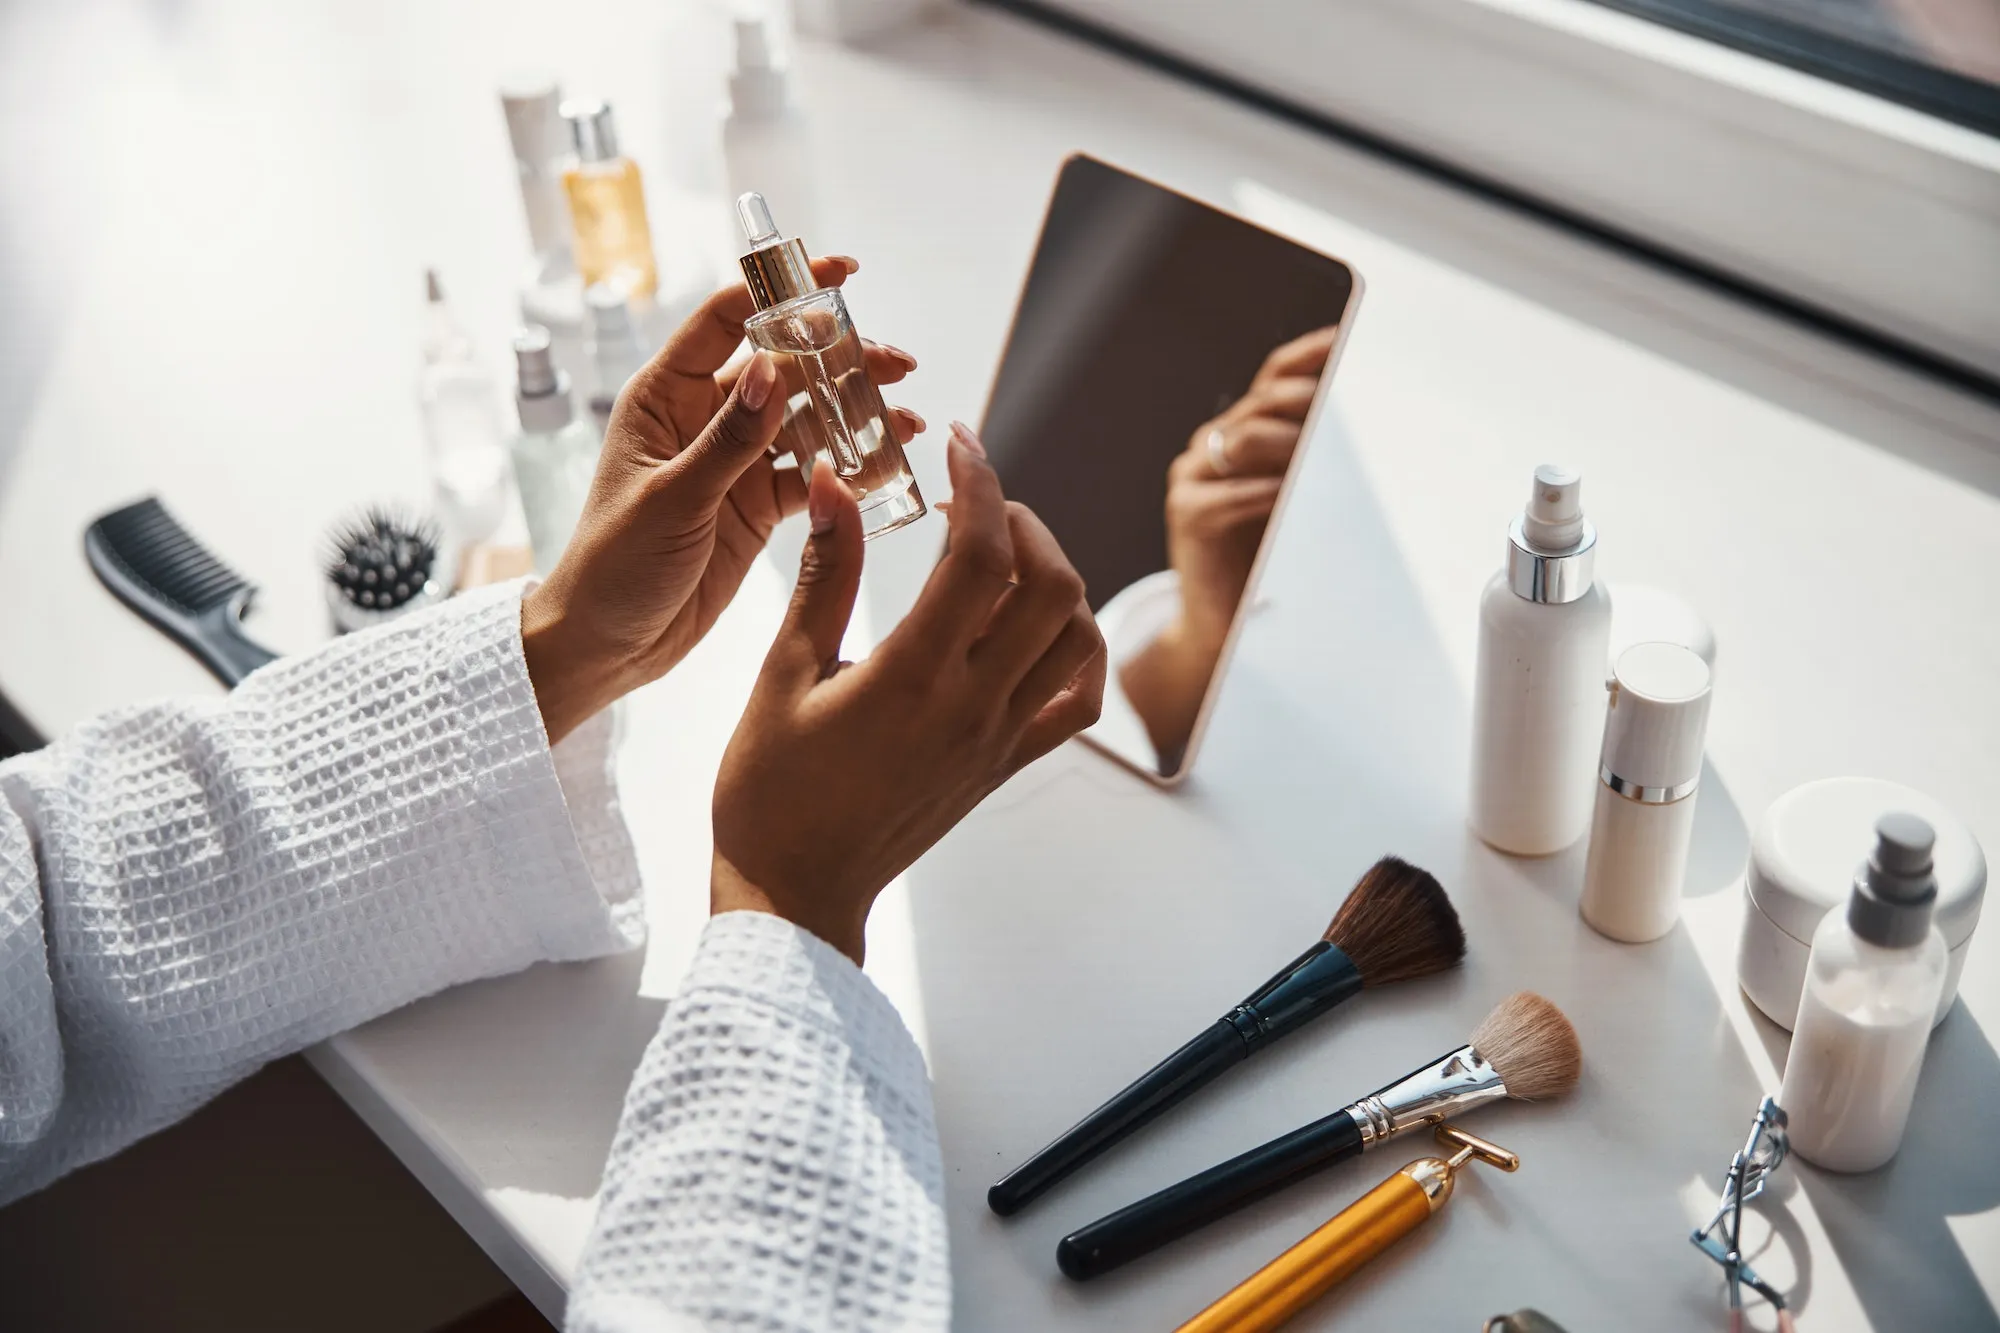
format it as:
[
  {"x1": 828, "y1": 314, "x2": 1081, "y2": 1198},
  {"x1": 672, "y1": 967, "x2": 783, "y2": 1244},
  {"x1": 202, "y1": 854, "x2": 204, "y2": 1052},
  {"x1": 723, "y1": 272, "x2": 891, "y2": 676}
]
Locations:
[{"x1": 737, "y1": 192, "x2": 925, "y2": 539}]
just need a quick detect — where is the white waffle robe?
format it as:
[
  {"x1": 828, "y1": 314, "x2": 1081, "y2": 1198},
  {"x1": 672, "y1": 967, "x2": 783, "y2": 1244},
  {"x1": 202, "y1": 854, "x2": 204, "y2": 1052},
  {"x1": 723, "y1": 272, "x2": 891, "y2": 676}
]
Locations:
[{"x1": 0, "y1": 581, "x2": 948, "y2": 1332}]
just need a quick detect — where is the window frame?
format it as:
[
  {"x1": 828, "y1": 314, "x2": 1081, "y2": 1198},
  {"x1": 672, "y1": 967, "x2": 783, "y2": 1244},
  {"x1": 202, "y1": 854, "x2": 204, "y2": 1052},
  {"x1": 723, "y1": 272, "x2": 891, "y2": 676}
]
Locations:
[{"x1": 980, "y1": 0, "x2": 2000, "y2": 387}]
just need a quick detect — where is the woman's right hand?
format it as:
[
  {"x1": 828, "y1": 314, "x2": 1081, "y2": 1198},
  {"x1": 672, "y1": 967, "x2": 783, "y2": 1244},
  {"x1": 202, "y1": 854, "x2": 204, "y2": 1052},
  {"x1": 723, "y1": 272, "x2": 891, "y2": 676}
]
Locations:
[{"x1": 711, "y1": 424, "x2": 1106, "y2": 963}]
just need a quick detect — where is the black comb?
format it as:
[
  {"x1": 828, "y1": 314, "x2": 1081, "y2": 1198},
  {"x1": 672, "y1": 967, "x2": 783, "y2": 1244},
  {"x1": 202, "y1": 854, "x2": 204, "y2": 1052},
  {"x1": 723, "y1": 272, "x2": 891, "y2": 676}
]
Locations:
[{"x1": 84, "y1": 497, "x2": 278, "y2": 686}]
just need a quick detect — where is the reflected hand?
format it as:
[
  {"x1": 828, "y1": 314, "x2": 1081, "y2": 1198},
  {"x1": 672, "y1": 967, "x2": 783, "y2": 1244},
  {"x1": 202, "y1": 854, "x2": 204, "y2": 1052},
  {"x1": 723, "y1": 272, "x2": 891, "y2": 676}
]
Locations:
[
  {"x1": 1164, "y1": 325, "x2": 1335, "y2": 644},
  {"x1": 523, "y1": 260, "x2": 924, "y2": 743},
  {"x1": 711, "y1": 425, "x2": 1106, "y2": 962},
  {"x1": 1120, "y1": 325, "x2": 1335, "y2": 768}
]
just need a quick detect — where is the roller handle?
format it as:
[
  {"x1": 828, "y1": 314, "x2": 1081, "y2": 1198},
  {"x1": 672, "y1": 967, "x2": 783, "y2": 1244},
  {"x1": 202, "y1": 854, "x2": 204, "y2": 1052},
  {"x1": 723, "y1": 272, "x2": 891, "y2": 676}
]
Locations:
[
  {"x1": 988, "y1": 1019, "x2": 1248, "y2": 1217},
  {"x1": 1174, "y1": 1169, "x2": 1434, "y2": 1333},
  {"x1": 1056, "y1": 1106, "x2": 1367, "y2": 1280}
]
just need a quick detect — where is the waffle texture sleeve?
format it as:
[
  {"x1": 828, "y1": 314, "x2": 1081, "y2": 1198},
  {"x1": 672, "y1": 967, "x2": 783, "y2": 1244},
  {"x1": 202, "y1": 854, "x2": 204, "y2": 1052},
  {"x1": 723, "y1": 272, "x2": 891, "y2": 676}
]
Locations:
[
  {"x1": 568, "y1": 910, "x2": 948, "y2": 1333},
  {"x1": 0, "y1": 579, "x2": 643, "y2": 1204}
]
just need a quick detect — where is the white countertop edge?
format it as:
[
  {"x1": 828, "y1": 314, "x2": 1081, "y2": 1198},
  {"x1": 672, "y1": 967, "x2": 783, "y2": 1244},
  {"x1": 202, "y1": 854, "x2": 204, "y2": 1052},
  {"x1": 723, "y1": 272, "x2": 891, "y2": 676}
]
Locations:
[{"x1": 306, "y1": 1038, "x2": 572, "y2": 1326}]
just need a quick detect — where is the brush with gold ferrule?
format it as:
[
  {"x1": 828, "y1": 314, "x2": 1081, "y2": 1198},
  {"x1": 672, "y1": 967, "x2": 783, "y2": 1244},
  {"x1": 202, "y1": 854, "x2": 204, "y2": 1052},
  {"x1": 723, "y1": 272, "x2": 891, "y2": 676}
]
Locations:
[
  {"x1": 1173, "y1": 1123, "x2": 1520, "y2": 1333},
  {"x1": 1057, "y1": 992, "x2": 1580, "y2": 1280}
]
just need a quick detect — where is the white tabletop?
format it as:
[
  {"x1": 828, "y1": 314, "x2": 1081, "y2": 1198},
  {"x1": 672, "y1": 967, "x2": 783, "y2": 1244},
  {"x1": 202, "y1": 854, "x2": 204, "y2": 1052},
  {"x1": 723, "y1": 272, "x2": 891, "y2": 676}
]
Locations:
[{"x1": 3, "y1": 5, "x2": 1998, "y2": 1331}]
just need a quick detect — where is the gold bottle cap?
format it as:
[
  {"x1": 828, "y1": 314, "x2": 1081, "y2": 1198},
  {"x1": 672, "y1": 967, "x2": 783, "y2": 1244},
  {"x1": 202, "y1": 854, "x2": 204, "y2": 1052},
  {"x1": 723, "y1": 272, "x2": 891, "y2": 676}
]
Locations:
[{"x1": 736, "y1": 191, "x2": 817, "y2": 310}]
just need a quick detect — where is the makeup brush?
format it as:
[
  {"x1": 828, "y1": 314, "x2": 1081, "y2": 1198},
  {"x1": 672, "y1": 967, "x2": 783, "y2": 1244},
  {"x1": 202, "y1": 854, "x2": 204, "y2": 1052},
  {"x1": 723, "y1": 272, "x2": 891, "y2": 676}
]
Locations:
[
  {"x1": 988, "y1": 857, "x2": 1464, "y2": 1217},
  {"x1": 1056, "y1": 991, "x2": 1581, "y2": 1280}
]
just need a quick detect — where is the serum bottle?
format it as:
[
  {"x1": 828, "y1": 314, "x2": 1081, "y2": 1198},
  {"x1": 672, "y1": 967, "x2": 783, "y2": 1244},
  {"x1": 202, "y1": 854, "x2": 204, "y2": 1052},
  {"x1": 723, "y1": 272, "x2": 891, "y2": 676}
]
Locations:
[
  {"x1": 417, "y1": 270, "x2": 509, "y2": 547},
  {"x1": 737, "y1": 192, "x2": 925, "y2": 539},
  {"x1": 1468, "y1": 466, "x2": 1612, "y2": 855},
  {"x1": 1780, "y1": 813, "x2": 1949, "y2": 1172},
  {"x1": 585, "y1": 281, "x2": 648, "y2": 437},
  {"x1": 561, "y1": 100, "x2": 659, "y2": 299}
]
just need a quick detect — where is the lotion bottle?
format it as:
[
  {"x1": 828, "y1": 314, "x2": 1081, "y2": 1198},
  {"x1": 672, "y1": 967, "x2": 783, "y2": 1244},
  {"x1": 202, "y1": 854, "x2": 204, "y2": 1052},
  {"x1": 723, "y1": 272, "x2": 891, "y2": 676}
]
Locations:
[
  {"x1": 1779, "y1": 813, "x2": 1948, "y2": 1172},
  {"x1": 1579, "y1": 641, "x2": 1713, "y2": 942},
  {"x1": 500, "y1": 77, "x2": 587, "y2": 391},
  {"x1": 722, "y1": 14, "x2": 820, "y2": 254},
  {"x1": 1469, "y1": 466, "x2": 1613, "y2": 854}
]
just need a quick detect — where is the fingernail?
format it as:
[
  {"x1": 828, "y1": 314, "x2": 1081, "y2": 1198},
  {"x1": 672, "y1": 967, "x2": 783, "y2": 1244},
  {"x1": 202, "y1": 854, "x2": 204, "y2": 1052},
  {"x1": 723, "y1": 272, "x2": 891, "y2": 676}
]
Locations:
[
  {"x1": 885, "y1": 343, "x2": 917, "y2": 369},
  {"x1": 741, "y1": 352, "x2": 776, "y2": 410},
  {"x1": 902, "y1": 408, "x2": 928, "y2": 433},
  {"x1": 830, "y1": 255, "x2": 860, "y2": 273},
  {"x1": 950, "y1": 421, "x2": 987, "y2": 459},
  {"x1": 808, "y1": 462, "x2": 836, "y2": 534}
]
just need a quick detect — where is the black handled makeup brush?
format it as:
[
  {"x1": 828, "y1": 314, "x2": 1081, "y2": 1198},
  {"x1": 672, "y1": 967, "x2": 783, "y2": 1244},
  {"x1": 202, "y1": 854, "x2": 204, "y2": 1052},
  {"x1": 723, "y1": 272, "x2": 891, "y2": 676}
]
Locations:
[
  {"x1": 1056, "y1": 991, "x2": 1582, "y2": 1280},
  {"x1": 84, "y1": 497, "x2": 278, "y2": 687},
  {"x1": 988, "y1": 857, "x2": 1464, "y2": 1217}
]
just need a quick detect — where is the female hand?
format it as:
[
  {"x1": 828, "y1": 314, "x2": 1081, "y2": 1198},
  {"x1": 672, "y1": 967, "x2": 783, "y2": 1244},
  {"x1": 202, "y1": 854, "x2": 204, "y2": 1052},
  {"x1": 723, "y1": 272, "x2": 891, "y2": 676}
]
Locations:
[
  {"x1": 711, "y1": 424, "x2": 1107, "y2": 962},
  {"x1": 523, "y1": 259, "x2": 925, "y2": 743}
]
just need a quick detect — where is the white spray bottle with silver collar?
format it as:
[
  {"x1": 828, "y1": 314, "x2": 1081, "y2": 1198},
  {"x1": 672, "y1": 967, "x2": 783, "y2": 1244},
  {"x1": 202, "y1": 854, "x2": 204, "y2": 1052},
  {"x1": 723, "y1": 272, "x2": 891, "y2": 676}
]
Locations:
[{"x1": 1468, "y1": 465, "x2": 1613, "y2": 855}]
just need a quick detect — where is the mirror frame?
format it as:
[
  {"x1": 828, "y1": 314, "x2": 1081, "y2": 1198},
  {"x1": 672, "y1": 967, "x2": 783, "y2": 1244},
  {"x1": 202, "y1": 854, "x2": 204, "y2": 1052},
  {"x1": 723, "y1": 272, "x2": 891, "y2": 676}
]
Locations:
[{"x1": 975, "y1": 154, "x2": 1367, "y2": 787}]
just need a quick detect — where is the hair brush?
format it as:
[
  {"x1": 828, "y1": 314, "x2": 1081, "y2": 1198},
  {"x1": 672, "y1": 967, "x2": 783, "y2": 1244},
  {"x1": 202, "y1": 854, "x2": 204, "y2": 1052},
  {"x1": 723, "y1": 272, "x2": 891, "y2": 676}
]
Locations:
[
  {"x1": 84, "y1": 497, "x2": 277, "y2": 686},
  {"x1": 324, "y1": 506, "x2": 445, "y2": 634},
  {"x1": 1057, "y1": 991, "x2": 1582, "y2": 1280},
  {"x1": 989, "y1": 857, "x2": 1465, "y2": 1216}
]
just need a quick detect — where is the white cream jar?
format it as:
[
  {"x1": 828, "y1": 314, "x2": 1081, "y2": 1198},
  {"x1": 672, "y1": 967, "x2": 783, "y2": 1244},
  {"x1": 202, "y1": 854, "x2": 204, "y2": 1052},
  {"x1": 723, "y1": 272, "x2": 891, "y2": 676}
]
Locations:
[{"x1": 1738, "y1": 777, "x2": 1985, "y2": 1030}]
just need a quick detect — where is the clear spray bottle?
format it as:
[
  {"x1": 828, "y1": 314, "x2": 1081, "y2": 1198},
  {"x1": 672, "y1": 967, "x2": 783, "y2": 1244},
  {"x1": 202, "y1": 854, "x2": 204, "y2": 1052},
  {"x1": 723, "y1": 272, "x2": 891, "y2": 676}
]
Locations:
[{"x1": 736, "y1": 192, "x2": 925, "y2": 539}]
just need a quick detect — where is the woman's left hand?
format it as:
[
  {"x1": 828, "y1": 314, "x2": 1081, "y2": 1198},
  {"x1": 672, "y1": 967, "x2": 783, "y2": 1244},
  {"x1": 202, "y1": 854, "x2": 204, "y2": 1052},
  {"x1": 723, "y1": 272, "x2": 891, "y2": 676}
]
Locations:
[{"x1": 524, "y1": 259, "x2": 925, "y2": 743}]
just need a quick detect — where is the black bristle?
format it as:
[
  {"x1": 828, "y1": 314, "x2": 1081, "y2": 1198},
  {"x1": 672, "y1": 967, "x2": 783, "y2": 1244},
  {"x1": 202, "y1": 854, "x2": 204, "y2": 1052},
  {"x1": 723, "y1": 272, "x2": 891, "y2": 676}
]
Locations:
[
  {"x1": 324, "y1": 505, "x2": 441, "y2": 614},
  {"x1": 90, "y1": 498, "x2": 252, "y2": 614}
]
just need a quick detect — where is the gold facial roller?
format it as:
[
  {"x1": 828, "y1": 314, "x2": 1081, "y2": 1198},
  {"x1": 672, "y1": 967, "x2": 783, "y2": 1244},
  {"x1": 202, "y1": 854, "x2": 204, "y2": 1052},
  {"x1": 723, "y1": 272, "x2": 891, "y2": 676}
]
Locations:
[{"x1": 1172, "y1": 1124, "x2": 1520, "y2": 1333}]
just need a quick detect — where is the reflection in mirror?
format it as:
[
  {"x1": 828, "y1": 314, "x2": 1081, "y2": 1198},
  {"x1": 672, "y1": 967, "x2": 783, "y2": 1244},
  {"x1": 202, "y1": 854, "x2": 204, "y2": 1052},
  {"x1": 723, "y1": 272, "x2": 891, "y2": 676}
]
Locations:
[{"x1": 981, "y1": 156, "x2": 1358, "y2": 780}]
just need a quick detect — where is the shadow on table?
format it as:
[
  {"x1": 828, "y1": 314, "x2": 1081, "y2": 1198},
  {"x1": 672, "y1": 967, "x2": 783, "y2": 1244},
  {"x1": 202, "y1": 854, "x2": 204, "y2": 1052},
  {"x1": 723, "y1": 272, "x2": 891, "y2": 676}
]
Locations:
[
  {"x1": 905, "y1": 410, "x2": 1786, "y2": 1331},
  {"x1": 1770, "y1": 1003, "x2": 2000, "y2": 1332}
]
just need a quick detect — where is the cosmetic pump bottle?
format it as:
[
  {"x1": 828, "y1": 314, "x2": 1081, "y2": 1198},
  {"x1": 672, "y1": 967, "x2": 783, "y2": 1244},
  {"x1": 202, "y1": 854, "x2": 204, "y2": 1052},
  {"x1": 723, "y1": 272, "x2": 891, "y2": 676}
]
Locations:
[
  {"x1": 1779, "y1": 813, "x2": 1949, "y2": 1173},
  {"x1": 722, "y1": 16, "x2": 820, "y2": 258},
  {"x1": 737, "y1": 192, "x2": 925, "y2": 539},
  {"x1": 585, "y1": 282, "x2": 648, "y2": 436},
  {"x1": 1468, "y1": 466, "x2": 1613, "y2": 855},
  {"x1": 1579, "y1": 642, "x2": 1713, "y2": 942},
  {"x1": 561, "y1": 100, "x2": 658, "y2": 301},
  {"x1": 417, "y1": 271, "x2": 509, "y2": 547},
  {"x1": 509, "y1": 326, "x2": 599, "y2": 575},
  {"x1": 501, "y1": 77, "x2": 587, "y2": 391}
]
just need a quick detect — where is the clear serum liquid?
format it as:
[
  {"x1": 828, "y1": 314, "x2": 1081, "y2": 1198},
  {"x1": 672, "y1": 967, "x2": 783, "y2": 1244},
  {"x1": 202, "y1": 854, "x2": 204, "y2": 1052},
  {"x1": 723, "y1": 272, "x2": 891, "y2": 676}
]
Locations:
[{"x1": 736, "y1": 192, "x2": 924, "y2": 540}]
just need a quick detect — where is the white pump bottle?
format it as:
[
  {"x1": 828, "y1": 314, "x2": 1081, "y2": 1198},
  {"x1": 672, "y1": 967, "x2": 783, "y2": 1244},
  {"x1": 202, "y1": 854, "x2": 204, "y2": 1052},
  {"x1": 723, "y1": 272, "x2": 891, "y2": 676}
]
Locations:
[
  {"x1": 721, "y1": 14, "x2": 820, "y2": 269},
  {"x1": 1468, "y1": 465, "x2": 1613, "y2": 855}
]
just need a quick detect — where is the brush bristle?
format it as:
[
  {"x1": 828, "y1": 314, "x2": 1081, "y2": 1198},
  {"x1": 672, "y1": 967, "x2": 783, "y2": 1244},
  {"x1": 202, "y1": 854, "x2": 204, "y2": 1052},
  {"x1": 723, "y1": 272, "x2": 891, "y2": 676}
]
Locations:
[
  {"x1": 1471, "y1": 992, "x2": 1581, "y2": 1101},
  {"x1": 91, "y1": 497, "x2": 251, "y2": 614},
  {"x1": 1322, "y1": 856, "x2": 1466, "y2": 986},
  {"x1": 325, "y1": 506, "x2": 440, "y2": 612}
]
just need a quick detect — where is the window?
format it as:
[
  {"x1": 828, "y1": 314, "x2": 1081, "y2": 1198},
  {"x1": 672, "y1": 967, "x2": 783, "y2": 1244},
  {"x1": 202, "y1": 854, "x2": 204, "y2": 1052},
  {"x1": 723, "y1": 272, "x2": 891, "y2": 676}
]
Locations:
[
  {"x1": 1593, "y1": 0, "x2": 2000, "y2": 134},
  {"x1": 986, "y1": 0, "x2": 2000, "y2": 386}
]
